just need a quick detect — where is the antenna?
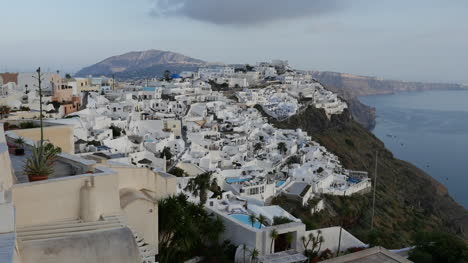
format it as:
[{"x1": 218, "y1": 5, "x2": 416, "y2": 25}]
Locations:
[{"x1": 371, "y1": 151, "x2": 378, "y2": 230}]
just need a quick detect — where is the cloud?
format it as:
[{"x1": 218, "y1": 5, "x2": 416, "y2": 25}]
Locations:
[{"x1": 150, "y1": 0, "x2": 344, "y2": 26}]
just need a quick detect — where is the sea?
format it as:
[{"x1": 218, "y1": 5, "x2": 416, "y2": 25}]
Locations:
[{"x1": 359, "y1": 89, "x2": 468, "y2": 208}]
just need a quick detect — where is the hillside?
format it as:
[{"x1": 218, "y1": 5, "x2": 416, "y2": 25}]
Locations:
[
  {"x1": 309, "y1": 71, "x2": 466, "y2": 129},
  {"x1": 269, "y1": 106, "x2": 468, "y2": 248},
  {"x1": 75, "y1": 50, "x2": 207, "y2": 79}
]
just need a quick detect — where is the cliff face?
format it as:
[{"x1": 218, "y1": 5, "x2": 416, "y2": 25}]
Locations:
[
  {"x1": 309, "y1": 71, "x2": 465, "y2": 130},
  {"x1": 272, "y1": 106, "x2": 468, "y2": 248}
]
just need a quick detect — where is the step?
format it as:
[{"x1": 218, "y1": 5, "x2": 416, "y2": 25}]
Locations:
[
  {"x1": 142, "y1": 255, "x2": 156, "y2": 262},
  {"x1": 17, "y1": 219, "x2": 83, "y2": 230},
  {"x1": 17, "y1": 219, "x2": 122, "y2": 233},
  {"x1": 140, "y1": 249, "x2": 155, "y2": 257},
  {"x1": 18, "y1": 223, "x2": 123, "y2": 238},
  {"x1": 20, "y1": 226, "x2": 123, "y2": 242}
]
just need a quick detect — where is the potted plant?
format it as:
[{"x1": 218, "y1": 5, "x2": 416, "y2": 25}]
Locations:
[
  {"x1": 24, "y1": 143, "x2": 62, "y2": 182},
  {"x1": 14, "y1": 137, "x2": 26, "y2": 155}
]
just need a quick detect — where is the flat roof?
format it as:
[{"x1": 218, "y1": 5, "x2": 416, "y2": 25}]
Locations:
[{"x1": 321, "y1": 246, "x2": 413, "y2": 263}]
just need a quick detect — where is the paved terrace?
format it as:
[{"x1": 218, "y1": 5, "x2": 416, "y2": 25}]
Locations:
[{"x1": 8, "y1": 139, "x2": 95, "y2": 184}]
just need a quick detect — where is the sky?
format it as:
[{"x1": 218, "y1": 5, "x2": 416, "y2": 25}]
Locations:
[{"x1": 1, "y1": 0, "x2": 467, "y2": 83}]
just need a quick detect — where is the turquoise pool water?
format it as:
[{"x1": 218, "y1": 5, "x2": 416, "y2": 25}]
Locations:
[
  {"x1": 276, "y1": 180, "x2": 285, "y2": 187},
  {"x1": 230, "y1": 214, "x2": 263, "y2": 229},
  {"x1": 225, "y1": 177, "x2": 251, "y2": 184}
]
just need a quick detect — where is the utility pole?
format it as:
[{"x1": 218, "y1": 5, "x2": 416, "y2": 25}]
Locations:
[
  {"x1": 112, "y1": 74, "x2": 115, "y2": 91},
  {"x1": 371, "y1": 151, "x2": 378, "y2": 230},
  {"x1": 337, "y1": 190, "x2": 346, "y2": 257},
  {"x1": 33, "y1": 67, "x2": 44, "y2": 146}
]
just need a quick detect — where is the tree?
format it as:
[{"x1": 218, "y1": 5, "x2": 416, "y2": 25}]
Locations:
[
  {"x1": 257, "y1": 214, "x2": 268, "y2": 227},
  {"x1": 285, "y1": 233, "x2": 294, "y2": 250},
  {"x1": 250, "y1": 248, "x2": 259, "y2": 263},
  {"x1": 168, "y1": 167, "x2": 186, "y2": 177},
  {"x1": 0, "y1": 105, "x2": 11, "y2": 119},
  {"x1": 110, "y1": 125, "x2": 122, "y2": 138},
  {"x1": 163, "y1": 70, "x2": 171, "y2": 81},
  {"x1": 272, "y1": 216, "x2": 293, "y2": 226},
  {"x1": 287, "y1": 155, "x2": 301, "y2": 165},
  {"x1": 184, "y1": 172, "x2": 217, "y2": 204},
  {"x1": 270, "y1": 229, "x2": 278, "y2": 254},
  {"x1": 301, "y1": 230, "x2": 324, "y2": 260},
  {"x1": 248, "y1": 214, "x2": 257, "y2": 228},
  {"x1": 158, "y1": 194, "x2": 225, "y2": 263},
  {"x1": 65, "y1": 73, "x2": 72, "y2": 79},
  {"x1": 254, "y1": 143, "x2": 263, "y2": 153},
  {"x1": 242, "y1": 244, "x2": 248, "y2": 263},
  {"x1": 277, "y1": 142, "x2": 287, "y2": 155},
  {"x1": 160, "y1": 146, "x2": 172, "y2": 160},
  {"x1": 408, "y1": 232, "x2": 468, "y2": 263}
]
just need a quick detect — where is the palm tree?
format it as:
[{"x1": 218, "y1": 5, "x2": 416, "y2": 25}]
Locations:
[
  {"x1": 241, "y1": 244, "x2": 248, "y2": 263},
  {"x1": 270, "y1": 229, "x2": 279, "y2": 254},
  {"x1": 184, "y1": 172, "x2": 216, "y2": 204},
  {"x1": 257, "y1": 214, "x2": 268, "y2": 228},
  {"x1": 14, "y1": 137, "x2": 25, "y2": 148},
  {"x1": 14, "y1": 137, "x2": 26, "y2": 155},
  {"x1": 285, "y1": 233, "x2": 294, "y2": 250},
  {"x1": 277, "y1": 142, "x2": 287, "y2": 155},
  {"x1": 250, "y1": 248, "x2": 259, "y2": 263},
  {"x1": 248, "y1": 214, "x2": 257, "y2": 228}
]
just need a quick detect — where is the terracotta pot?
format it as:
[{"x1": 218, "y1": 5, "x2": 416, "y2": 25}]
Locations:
[{"x1": 28, "y1": 175, "x2": 48, "y2": 182}]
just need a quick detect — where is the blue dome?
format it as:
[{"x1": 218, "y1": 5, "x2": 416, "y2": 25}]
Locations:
[{"x1": 171, "y1": 73, "x2": 181, "y2": 79}]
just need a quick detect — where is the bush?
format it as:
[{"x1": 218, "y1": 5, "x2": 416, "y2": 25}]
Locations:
[
  {"x1": 20, "y1": 121, "x2": 37, "y2": 129},
  {"x1": 345, "y1": 138, "x2": 355, "y2": 147},
  {"x1": 272, "y1": 216, "x2": 294, "y2": 225},
  {"x1": 110, "y1": 125, "x2": 122, "y2": 137},
  {"x1": 408, "y1": 232, "x2": 468, "y2": 263},
  {"x1": 87, "y1": 140, "x2": 101, "y2": 146},
  {"x1": 287, "y1": 155, "x2": 301, "y2": 165},
  {"x1": 168, "y1": 167, "x2": 186, "y2": 177},
  {"x1": 160, "y1": 147, "x2": 172, "y2": 160}
]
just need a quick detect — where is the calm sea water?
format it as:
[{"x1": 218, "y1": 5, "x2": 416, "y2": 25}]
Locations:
[{"x1": 360, "y1": 90, "x2": 468, "y2": 208}]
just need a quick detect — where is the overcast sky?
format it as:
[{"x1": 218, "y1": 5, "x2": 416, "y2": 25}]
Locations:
[{"x1": 1, "y1": 0, "x2": 467, "y2": 83}]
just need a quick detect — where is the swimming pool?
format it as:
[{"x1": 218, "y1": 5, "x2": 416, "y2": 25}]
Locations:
[
  {"x1": 276, "y1": 180, "x2": 286, "y2": 187},
  {"x1": 225, "y1": 177, "x2": 252, "y2": 184},
  {"x1": 347, "y1": 178, "x2": 361, "y2": 184},
  {"x1": 230, "y1": 213, "x2": 263, "y2": 229}
]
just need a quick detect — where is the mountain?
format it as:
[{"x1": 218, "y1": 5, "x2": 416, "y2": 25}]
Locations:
[
  {"x1": 75, "y1": 50, "x2": 208, "y2": 79},
  {"x1": 309, "y1": 71, "x2": 466, "y2": 129}
]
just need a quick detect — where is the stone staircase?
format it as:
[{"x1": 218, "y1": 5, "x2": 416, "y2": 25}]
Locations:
[
  {"x1": 102, "y1": 215, "x2": 157, "y2": 263},
  {"x1": 16, "y1": 218, "x2": 123, "y2": 242},
  {"x1": 17, "y1": 216, "x2": 157, "y2": 263}
]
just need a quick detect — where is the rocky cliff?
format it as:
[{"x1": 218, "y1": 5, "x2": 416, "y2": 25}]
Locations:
[
  {"x1": 309, "y1": 71, "x2": 465, "y2": 129},
  {"x1": 271, "y1": 106, "x2": 468, "y2": 248}
]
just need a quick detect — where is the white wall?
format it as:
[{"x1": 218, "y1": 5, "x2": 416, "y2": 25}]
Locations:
[{"x1": 306, "y1": 227, "x2": 367, "y2": 253}]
